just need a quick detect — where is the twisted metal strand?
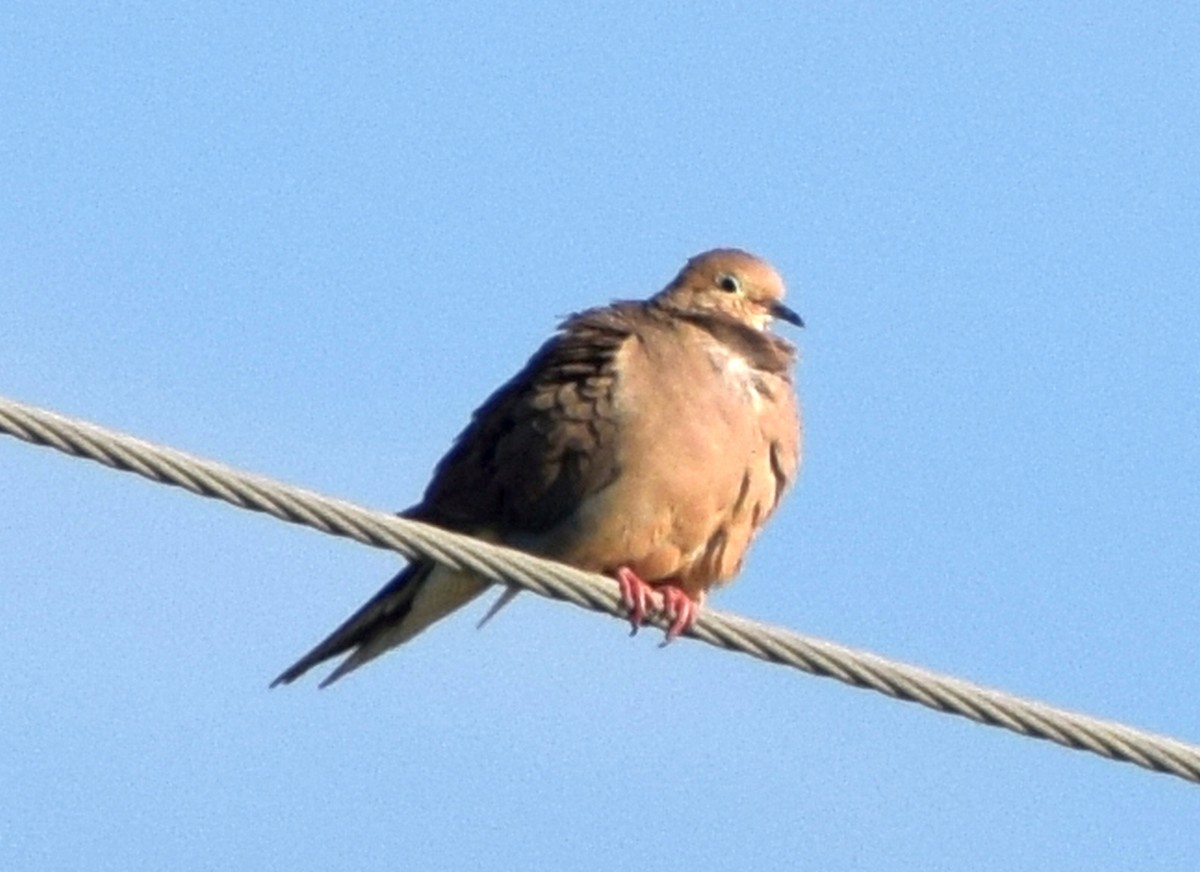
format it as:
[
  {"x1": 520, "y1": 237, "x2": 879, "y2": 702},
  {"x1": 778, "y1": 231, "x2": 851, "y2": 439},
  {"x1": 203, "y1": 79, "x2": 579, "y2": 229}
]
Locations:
[{"x1": 2, "y1": 393, "x2": 1197, "y2": 784}]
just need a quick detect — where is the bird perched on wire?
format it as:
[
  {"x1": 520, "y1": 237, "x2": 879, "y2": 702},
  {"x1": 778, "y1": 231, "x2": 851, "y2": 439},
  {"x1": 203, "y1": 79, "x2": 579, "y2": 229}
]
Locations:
[{"x1": 273, "y1": 248, "x2": 804, "y2": 687}]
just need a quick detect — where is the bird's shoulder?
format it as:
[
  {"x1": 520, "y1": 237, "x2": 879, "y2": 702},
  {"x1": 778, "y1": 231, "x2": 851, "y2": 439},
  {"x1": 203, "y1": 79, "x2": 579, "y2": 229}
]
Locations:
[{"x1": 409, "y1": 301, "x2": 648, "y2": 533}]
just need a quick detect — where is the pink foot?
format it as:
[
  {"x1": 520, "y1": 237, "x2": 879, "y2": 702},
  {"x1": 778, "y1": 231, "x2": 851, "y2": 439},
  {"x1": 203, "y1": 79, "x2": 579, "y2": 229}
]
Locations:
[
  {"x1": 615, "y1": 568, "x2": 700, "y2": 643},
  {"x1": 616, "y1": 566, "x2": 655, "y2": 635},
  {"x1": 658, "y1": 585, "x2": 699, "y2": 644}
]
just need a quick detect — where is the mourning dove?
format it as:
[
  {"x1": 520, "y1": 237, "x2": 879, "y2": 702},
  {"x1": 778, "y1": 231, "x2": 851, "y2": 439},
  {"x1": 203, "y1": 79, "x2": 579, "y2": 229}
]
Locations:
[{"x1": 273, "y1": 248, "x2": 803, "y2": 687}]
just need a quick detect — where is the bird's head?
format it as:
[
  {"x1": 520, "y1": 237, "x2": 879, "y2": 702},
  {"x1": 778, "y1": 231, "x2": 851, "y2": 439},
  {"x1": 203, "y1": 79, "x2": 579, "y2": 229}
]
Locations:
[{"x1": 654, "y1": 248, "x2": 803, "y2": 332}]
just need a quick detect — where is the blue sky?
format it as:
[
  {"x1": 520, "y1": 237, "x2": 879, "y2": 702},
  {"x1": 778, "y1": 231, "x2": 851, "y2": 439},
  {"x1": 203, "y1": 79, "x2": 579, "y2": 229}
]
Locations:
[{"x1": 3, "y1": 3, "x2": 1199, "y2": 869}]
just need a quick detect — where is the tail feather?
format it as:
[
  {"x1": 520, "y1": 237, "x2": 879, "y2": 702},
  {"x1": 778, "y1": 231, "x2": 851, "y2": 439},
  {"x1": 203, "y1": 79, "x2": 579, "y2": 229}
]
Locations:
[
  {"x1": 271, "y1": 562, "x2": 489, "y2": 687},
  {"x1": 476, "y1": 584, "x2": 522, "y2": 629}
]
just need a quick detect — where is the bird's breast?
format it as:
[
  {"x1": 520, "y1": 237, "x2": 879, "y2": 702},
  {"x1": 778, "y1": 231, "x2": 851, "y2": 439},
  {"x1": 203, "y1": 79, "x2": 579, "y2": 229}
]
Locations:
[
  {"x1": 536, "y1": 328, "x2": 798, "y2": 593},
  {"x1": 701, "y1": 342, "x2": 775, "y2": 413}
]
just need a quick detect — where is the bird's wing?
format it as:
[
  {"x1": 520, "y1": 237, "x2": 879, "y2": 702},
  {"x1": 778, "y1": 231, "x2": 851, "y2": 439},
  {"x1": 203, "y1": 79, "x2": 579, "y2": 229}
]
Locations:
[
  {"x1": 271, "y1": 304, "x2": 641, "y2": 686},
  {"x1": 413, "y1": 303, "x2": 641, "y2": 534}
]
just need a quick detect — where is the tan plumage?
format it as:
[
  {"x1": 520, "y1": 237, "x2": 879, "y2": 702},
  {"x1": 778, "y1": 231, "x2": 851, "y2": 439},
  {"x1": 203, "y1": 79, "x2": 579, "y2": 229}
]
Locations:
[{"x1": 273, "y1": 248, "x2": 803, "y2": 687}]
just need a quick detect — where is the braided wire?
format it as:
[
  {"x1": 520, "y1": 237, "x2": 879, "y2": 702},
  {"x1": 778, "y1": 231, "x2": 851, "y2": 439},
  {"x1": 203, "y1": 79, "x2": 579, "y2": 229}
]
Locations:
[{"x1": 2, "y1": 393, "x2": 1198, "y2": 784}]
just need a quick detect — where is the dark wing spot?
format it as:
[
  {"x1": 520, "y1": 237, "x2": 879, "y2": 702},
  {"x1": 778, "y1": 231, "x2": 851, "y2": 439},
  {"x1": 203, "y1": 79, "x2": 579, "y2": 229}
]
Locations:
[
  {"x1": 732, "y1": 470, "x2": 752, "y2": 515},
  {"x1": 768, "y1": 440, "x2": 789, "y2": 510},
  {"x1": 702, "y1": 526, "x2": 730, "y2": 581}
]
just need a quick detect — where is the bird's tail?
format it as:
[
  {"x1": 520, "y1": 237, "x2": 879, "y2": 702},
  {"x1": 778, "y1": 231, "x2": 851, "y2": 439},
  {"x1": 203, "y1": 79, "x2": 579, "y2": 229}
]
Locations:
[{"x1": 271, "y1": 561, "x2": 490, "y2": 688}]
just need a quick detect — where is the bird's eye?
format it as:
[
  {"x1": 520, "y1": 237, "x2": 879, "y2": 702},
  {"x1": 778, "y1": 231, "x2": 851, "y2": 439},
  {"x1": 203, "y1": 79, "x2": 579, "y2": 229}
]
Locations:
[{"x1": 717, "y1": 274, "x2": 741, "y2": 294}]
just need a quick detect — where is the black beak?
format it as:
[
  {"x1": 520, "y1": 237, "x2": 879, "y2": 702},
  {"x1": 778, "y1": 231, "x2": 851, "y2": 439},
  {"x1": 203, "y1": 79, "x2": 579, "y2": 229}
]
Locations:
[{"x1": 771, "y1": 301, "x2": 804, "y2": 328}]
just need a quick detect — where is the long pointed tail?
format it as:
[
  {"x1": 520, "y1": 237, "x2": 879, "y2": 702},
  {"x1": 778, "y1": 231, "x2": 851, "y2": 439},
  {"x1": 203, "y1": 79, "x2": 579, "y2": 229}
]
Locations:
[{"x1": 271, "y1": 562, "x2": 489, "y2": 688}]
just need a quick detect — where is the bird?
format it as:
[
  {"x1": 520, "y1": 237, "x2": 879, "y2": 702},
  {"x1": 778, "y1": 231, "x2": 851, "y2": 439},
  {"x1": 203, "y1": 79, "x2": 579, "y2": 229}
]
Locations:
[{"x1": 272, "y1": 248, "x2": 803, "y2": 687}]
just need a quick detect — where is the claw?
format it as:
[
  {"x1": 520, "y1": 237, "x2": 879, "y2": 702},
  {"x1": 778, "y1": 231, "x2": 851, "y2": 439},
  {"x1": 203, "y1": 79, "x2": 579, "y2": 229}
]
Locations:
[
  {"x1": 658, "y1": 585, "x2": 699, "y2": 644},
  {"x1": 616, "y1": 566, "x2": 656, "y2": 635},
  {"x1": 615, "y1": 568, "x2": 700, "y2": 643}
]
